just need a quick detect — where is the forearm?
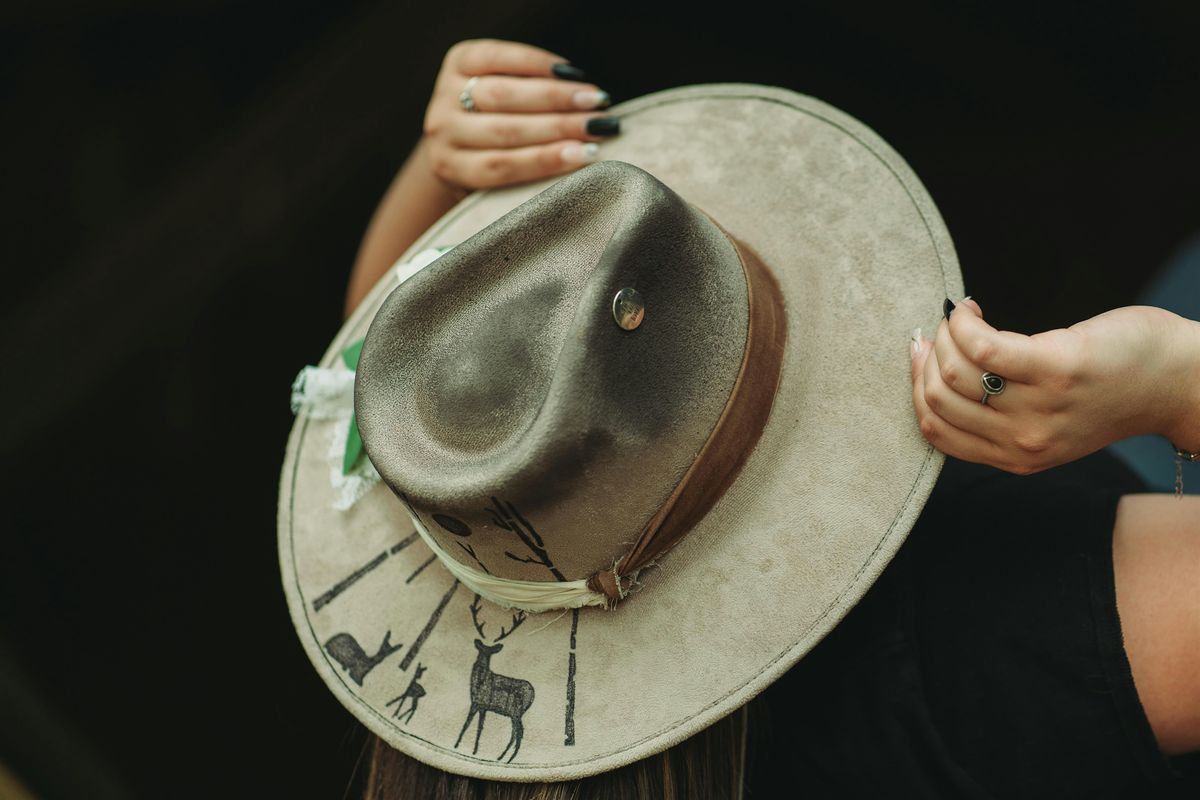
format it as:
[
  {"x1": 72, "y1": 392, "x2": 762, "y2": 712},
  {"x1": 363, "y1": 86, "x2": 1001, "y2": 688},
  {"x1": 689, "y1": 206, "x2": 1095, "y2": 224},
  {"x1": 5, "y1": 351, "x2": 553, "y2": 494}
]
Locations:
[
  {"x1": 344, "y1": 138, "x2": 464, "y2": 318},
  {"x1": 1158, "y1": 311, "x2": 1200, "y2": 453}
]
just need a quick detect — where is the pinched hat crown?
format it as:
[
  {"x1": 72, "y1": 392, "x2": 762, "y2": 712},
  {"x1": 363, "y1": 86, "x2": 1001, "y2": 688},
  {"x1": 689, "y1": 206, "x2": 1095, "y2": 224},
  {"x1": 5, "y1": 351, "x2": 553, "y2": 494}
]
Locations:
[{"x1": 355, "y1": 161, "x2": 786, "y2": 606}]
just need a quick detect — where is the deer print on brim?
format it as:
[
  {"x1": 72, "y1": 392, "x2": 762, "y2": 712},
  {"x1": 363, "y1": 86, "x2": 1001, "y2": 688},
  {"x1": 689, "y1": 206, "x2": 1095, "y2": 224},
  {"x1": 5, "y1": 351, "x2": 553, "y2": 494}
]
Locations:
[{"x1": 456, "y1": 596, "x2": 534, "y2": 762}]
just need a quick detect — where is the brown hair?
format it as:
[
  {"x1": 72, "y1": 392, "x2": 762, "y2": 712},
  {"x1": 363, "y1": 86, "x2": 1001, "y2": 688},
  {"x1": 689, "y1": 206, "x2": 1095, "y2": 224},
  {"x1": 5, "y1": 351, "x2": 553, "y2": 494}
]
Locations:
[{"x1": 359, "y1": 701, "x2": 762, "y2": 800}]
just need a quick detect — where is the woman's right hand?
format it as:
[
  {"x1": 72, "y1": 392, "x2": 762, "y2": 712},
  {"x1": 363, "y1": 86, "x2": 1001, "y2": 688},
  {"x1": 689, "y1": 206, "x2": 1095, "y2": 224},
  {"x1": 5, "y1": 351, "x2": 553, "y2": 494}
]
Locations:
[
  {"x1": 911, "y1": 299, "x2": 1200, "y2": 474},
  {"x1": 420, "y1": 39, "x2": 619, "y2": 195}
]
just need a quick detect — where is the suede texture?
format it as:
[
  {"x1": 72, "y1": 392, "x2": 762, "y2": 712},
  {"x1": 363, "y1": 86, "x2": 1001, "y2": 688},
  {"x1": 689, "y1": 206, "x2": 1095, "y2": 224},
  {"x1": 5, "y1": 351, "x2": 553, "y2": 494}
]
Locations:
[
  {"x1": 278, "y1": 84, "x2": 962, "y2": 782},
  {"x1": 355, "y1": 162, "x2": 749, "y2": 581}
]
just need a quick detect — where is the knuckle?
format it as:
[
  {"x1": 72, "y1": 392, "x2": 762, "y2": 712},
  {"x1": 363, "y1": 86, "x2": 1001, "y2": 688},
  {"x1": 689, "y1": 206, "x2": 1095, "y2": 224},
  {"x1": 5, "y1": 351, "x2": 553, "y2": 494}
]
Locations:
[
  {"x1": 481, "y1": 153, "x2": 515, "y2": 182},
  {"x1": 969, "y1": 339, "x2": 997, "y2": 366},
  {"x1": 446, "y1": 39, "x2": 477, "y2": 68},
  {"x1": 1013, "y1": 429, "x2": 1051, "y2": 455},
  {"x1": 422, "y1": 113, "x2": 443, "y2": 138},
  {"x1": 489, "y1": 119, "x2": 521, "y2": 147},
  {"x1": 923, "y1": 384, "x2": 943, "y2": 413},
  {"x1": 1044, "y1": 368, "x2": 1076, "y2": 394},
  {"x1": 482, "y1": 80, "x2": 508, "y2": 107},
  {"x1": 428, "y1": 149, "x2": 454, "y2": 181},
  {"x1": 1006, "y1": 461, "x2": 1037, "y2": 477},
  {"x1": 919, "y1": 416, "x2": 939, "y2": 442},
  {"x1": 938, "y1": 359, "x2": 958, "y2": 386},
  {"x1": 475, "y1": 41, "x2": 500, "y2": 65}
]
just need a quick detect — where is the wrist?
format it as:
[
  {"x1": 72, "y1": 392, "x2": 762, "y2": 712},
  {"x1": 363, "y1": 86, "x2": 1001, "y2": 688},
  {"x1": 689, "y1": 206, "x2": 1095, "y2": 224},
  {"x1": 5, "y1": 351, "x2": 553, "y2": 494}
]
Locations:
[
  {"x1": 412, "y1": 137, "x2": 471, "y2": 205},
  {"x1": 1159, "y1": 311, "x2": 1200, "y2": 453}
]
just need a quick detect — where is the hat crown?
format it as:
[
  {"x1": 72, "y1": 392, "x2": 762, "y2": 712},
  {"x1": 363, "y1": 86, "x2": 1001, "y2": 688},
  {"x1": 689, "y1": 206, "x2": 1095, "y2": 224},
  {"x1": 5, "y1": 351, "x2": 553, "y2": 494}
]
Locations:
[{"x1": 356, "y1": 161, "x2": 751, "y2": 583}]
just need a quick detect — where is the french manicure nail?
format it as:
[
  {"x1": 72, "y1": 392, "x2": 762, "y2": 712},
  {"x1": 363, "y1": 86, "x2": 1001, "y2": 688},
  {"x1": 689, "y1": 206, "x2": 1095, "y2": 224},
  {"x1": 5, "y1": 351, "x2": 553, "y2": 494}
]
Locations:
[
  {"x1": 573, "y1": 89, "x2": 611, "y2": 110},
  {"x1": 562, "y1": 142, "x2": 600, "y2": 165},
  {"x1": 910, "y1": 327, "x2": 923, "y2": 356},
  {"x1": 943, "y1": 297, "x2": 955, "y2": 320},
  {"x1": 585, "y1": 116, "x2": 620, "y2": 136},
  {"x1": 552, "y1": 63, "x2": 587, "y2": 81}
]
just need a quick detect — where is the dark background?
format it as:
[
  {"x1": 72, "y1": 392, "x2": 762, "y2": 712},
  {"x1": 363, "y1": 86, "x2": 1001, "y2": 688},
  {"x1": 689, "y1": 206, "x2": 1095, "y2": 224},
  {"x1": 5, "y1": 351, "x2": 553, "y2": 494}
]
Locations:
[{"x1": 2, "y1": 1, "x2": 1198, "y2": 797}]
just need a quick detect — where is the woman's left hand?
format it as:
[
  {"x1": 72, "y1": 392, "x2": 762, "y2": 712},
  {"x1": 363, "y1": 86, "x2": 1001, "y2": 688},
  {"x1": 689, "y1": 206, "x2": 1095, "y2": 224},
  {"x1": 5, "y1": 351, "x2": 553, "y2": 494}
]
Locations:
[
  {"x1": 421, "y1": 39, "x2": 617, "y2": 194},
  {"x1": 909, "y1": 298, "x2": 1200, "y2": 475}
]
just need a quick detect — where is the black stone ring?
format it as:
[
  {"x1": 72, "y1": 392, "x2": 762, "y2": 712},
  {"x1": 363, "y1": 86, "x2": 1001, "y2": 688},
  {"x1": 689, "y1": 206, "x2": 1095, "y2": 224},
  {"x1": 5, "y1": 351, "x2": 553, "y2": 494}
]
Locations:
[{"x1": 980, "y1": 371, "x2": 1006, "y2": 405}]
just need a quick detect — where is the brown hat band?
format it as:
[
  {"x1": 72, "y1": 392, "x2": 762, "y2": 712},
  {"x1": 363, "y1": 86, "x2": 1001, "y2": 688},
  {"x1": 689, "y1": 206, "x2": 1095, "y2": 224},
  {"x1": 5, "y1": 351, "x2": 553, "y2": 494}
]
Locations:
[{"x1": 586, "y1": 228, "x2": 788, "y2": 608}]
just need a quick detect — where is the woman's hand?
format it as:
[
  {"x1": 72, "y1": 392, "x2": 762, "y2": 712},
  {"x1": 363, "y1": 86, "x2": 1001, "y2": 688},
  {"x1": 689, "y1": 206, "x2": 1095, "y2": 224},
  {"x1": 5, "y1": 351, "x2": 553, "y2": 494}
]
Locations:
[
  {"x1": 344, "y1": 40, "x2": 618, "y2": 316},
  {"x1": 910, "y1": 299, "x2": 1200, "y2": 474},
  {"x1": 421, "y1": 39, "x2": 618, "y2": 194}
]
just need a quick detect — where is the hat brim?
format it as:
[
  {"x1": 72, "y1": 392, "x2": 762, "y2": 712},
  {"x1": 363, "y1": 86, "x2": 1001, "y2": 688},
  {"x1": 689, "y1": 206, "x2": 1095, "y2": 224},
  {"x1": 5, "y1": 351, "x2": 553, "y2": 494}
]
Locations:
[{"x1": 279, "y1": 83, "x2": 961, "y2": 781}]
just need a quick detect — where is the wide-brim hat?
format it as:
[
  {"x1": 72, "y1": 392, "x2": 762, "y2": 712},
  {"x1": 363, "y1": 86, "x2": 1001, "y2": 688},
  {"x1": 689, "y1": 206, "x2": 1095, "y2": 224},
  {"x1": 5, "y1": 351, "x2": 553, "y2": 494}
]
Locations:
[{"x1": 279, "y1": 83, "x2": 961, "y2": 781}]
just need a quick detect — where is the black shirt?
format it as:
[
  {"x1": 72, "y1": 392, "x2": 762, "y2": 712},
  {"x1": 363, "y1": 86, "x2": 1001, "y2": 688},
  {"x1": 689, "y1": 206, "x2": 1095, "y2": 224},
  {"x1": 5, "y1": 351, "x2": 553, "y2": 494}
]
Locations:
[{"x1": 746, "y1": 452, "x2": 1199, "y2": 799}]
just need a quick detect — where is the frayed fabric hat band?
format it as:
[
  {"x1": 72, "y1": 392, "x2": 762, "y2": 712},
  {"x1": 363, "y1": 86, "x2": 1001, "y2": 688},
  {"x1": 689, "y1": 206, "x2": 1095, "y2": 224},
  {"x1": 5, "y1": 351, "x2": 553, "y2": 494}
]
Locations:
[{"x1": 407, "y1": 511, "x2": 610, "y2": 612}]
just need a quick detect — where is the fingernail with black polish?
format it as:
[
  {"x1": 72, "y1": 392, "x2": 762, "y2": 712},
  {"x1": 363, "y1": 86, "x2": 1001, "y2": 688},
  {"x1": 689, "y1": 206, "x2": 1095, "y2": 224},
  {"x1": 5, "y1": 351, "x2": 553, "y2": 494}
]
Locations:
[
  {"x1": 943, "y1": 297, "x2": 955, "y2": 320},
  {"x1": 552, "y1": 63, "x2": 587, "y2": 81},
  {"x1": 586, "y1": 116, "x2": 620, "y2": 136}
]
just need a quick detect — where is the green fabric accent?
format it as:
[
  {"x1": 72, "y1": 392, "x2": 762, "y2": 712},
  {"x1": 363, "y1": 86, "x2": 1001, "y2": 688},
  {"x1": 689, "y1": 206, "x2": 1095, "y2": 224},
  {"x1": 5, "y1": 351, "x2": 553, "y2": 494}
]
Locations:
[
  {"x1": 341, "y1": 338, "x2": 366, "y2": 474},
  {"x1": 341, "y1": 339, "x2": 364, "y2": 370},
  {"x1": 343, "y1": 413, "x2": 365, "y2": 475}
]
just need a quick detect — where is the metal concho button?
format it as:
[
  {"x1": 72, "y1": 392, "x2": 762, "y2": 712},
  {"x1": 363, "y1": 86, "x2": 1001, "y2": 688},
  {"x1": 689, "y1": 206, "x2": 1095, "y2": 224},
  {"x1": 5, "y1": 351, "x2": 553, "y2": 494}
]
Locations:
[{"x1": 612, "y1": 287, "x2": 644, "y2": 331}]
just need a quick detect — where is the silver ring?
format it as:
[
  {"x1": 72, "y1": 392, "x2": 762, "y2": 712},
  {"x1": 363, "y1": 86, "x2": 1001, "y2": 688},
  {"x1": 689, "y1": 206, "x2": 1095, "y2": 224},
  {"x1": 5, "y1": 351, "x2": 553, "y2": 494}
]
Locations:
[
  {"x1": 459, "y1": 76, "x2": 480, "y2": 112},
  {"x1": 980, "y1": 371, "x2": 1006, "y2": 405}
]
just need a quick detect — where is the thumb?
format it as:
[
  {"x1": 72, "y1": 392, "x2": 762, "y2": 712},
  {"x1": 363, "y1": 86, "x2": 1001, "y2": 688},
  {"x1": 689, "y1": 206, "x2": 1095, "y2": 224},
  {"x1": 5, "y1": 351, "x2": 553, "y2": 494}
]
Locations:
[{"x1": 957, "y1": 296, "x2": 983, "y2": 318}]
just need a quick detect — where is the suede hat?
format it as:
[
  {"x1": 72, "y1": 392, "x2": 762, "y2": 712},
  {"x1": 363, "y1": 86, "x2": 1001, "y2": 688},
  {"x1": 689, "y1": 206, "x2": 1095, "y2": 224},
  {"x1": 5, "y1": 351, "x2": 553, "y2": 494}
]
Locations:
[{"x1": 279, "y1": 83, "x2": 962, "y2": 781}]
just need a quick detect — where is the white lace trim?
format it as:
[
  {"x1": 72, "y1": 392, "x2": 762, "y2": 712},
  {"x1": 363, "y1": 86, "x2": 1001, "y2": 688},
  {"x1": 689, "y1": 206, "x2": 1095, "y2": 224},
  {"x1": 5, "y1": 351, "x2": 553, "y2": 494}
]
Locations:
[
  {"x1": 290, "y1": 366, "x2": 354, "y2": 419},
  {"x1": 289, "y1": 246, "x2": 452, "y2": 511},
  {"x1": 289, "y1": 365, "x2": 379, "y2": 510},
  {"x1": 325, "y1": 406, "x2": 382, "y2": 511}
]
